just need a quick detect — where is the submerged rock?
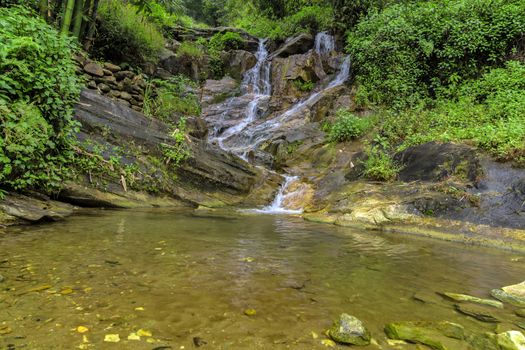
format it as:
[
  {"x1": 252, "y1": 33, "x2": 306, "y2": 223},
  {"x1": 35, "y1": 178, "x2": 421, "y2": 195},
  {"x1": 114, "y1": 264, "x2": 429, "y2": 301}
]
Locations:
[
  {"x1": 328, "y1": 313, "x2": 371, "y2": 346},
  {"x1": 516, "y1": 309, "x2": 525, "y2": 318},
  {"x1": 496, "y1": 330, "x2": 525, "y2": 350},
  {"x1": 491, "y1": 289, "x2": 525, "y2": 308},
  {"x1": 384, "y1": 321, "x2": 465, "y2": 350},
  {"x1": 441, "y1": 292, "x2": 503, "y2": 308},
  {"x1": 454, "y1": 304, "x2": 500, "y2": 323}
]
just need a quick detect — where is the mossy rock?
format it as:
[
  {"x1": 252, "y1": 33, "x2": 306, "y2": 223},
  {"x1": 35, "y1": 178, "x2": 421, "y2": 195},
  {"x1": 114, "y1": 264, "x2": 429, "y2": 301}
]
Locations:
[
  {"x1": 328, "y1": 313, "x2": 371, "y2": 346},
  {"x1": 491, "y1": 289, "x2": 525, "y2": 308},
  {"x1": 384, "y1": 321, "x2": 466, "y2": 350}
]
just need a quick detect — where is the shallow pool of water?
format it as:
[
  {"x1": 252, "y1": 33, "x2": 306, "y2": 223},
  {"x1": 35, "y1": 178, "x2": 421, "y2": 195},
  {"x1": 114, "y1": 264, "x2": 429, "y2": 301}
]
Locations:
[{"x1": 0, "y1": 209, "x2": 523, "y2": 349}]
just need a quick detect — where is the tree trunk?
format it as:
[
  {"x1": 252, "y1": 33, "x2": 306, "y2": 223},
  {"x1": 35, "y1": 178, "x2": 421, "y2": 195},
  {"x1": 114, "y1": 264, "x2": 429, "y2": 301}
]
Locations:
[
  {"x1": 60, "y1": 0, "x2": 76, "y2": 35},
  {"x1": 72, "y1": 0, "x2": 84, "y2": 38},
  {"x1": 83, "y1": 0, "x2": 100, "y2": 51},
  {"x1": 79, "y1": 0, "x2": 92, "y2": 40},
  {"x1": 39, "y1": 0, "x2": 48, "y2": 21}
]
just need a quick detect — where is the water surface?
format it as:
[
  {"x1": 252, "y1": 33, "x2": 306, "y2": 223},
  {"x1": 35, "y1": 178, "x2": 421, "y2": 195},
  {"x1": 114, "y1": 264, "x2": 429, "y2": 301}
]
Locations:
[{"x1": 0, "y1": 209, "x2": 523, "y2": 349}]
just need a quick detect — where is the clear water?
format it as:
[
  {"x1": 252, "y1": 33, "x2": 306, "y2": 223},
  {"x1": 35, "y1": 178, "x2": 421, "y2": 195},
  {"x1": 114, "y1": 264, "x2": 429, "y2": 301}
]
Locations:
[{"x1": 0, "y1": 209, "x2": 524, "y2": 349}]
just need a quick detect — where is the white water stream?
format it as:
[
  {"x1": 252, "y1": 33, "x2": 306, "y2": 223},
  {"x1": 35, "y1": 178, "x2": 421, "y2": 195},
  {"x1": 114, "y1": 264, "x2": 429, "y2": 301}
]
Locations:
[{"x1": 209, "y1": 33, "x2": 349, "y2": 213}]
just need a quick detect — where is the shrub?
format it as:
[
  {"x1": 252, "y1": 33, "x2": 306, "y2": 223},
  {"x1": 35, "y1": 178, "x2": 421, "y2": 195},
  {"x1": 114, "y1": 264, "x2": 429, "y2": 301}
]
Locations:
[
  {"x1": 161, "y1": 118, "x2": 191, "y2": 167},
  {"x1": 329, "y1": 110, "x2": 372, "y2": 142},
  {"x1": 177, "y1": 41, "x2": 205, "y2": 59},
  {"x1": 207, "y1": 31, "x2": 244, "y2": 78},
  {"x1": 233, "y1": 5, "x2": 333, "y2": 40},
  {"x1": 0, "y1": 6, "x2": 81, "y2": 192},
  {"x1": 293, "y1": 78, "x2": 314, "y2": 92},
  {"x1": 143, "y1": 75, "x2": 201, "y2": 121},
  {"x1": 94, "y1": 0, "x2": 165, "y2": 64},
  {"x1": 347, "y1": 0, "x2": 525, "y2": 108},
  {"x1": 362, "y1": 146, "x2": 402, "y2": 181}
]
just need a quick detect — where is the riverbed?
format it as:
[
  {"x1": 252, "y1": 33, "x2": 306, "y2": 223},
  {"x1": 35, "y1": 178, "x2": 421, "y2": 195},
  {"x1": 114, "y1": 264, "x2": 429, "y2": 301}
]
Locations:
[{"x1": 0, "y1": 209, "x2": 523, "y2": 349}]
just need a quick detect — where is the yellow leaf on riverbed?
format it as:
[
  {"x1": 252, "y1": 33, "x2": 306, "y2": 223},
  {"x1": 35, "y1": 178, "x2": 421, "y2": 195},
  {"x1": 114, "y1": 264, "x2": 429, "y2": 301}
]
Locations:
[
  {"x1": 321, "y1": 339, "x2": 336, "y2": 347},
  {"x1": 137, "y1": 329, "x2": 152, "y2": 337},
  {"x1": 104, "y1": 334, "x2": 120, "y2": 343},
  {"x1": 17, "y1": 284, "x2": 52, "y2": 295},
  {"x1": 76, "y1": 326, "x2": 89, "y2": 333},
  {"x1": 127, "y1": 333, "x2": 140, "y2": 341}
]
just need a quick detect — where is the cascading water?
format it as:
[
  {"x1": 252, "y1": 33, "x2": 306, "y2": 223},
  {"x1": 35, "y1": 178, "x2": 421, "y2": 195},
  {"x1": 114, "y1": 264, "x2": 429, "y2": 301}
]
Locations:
[
  {"x1": 314, "y1": 31, "x2": 335, "y2": 55},
  {"x1": 211, "y1": 39, "x2": 272, "y2": 156},
  {"x1": 252, "y1": 176, "x2": 303, "y2": 214},
  {"x1": 208, "y1": 33, "x2": 350, "y2": 213}
]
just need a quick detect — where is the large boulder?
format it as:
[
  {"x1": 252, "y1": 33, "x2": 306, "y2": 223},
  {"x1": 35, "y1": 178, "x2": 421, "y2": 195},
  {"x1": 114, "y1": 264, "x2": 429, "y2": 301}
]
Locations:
[
  {"x1": 200, "y1": 76, "x2": 240, "y2": 108},
  {"x1": 71, "y1": 89, "x2": 279, "y2": 208},
  {"x1": 395, "y1": 142, "x2": 482, "y2": 183},
  {"x1": 222, "y1": 50, "x2": 257, "y2": 80},
  {"x1": 0, "y1": 193, "x2": 74, "y2": 226},
  {"x1": 269, "y1": 33, "x2": 314, "y2": 58}
]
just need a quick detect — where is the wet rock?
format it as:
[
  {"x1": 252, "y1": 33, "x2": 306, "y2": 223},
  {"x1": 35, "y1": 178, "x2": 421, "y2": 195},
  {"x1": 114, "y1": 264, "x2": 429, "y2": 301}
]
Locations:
[
  {"x1": 87, "y1": 80, "x2": 97, "y2": 89},
  {"x1": 83, "y1": 62, "x2": 104, "y2": 77},
  {"x1": 0, "y1": 193, "x2": 74, "y2": 224},
  {"x1": 328, "y1": 313, "x2": 371, "y2": 346},
  {"x1": 496, "y1": 330, "x2": 525, "y2": 349},
  {"x1": 455, "y1": 304, "x2": 500, "y2": 323},
  {"x1": 491, "y1": 289, "x2": 525, "y2": 308},
  {"x1": 186, "y1": 116, "x2": 208, "y2": 139},
  {"x1": 503, "y1": 281, "x2": 525, "y2": 299},
  {"x1": 193, "y1": 337, "x2": 207, "y2": 347},
  {"x1": 441, "y1": 292, "x2": 503, "y2": 308},
  {"x1": 269, "y1": 33, "x2": 314, "y2": 58},
  {"x1": 224, "y1": 50, "x2": 257, "y2": 80},
  {"x1": 200, "y1": 77, "x2": 239, "y2": 108},
  {"x1": 384, "y1": 321, "x2": 465, "y2": 350},
  {"x1": 395, "y1": 142, "x2": 482, "y2": 183},
  {"x1": 103, "y1": 62, "x2": 121, "y2": 73},
  {"x1": 517, "y1": 309, "x2": 525, "y2": 318}
]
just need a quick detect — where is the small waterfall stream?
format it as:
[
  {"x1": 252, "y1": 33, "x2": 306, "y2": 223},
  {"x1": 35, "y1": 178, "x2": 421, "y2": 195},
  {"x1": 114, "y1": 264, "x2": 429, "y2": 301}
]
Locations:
[{"x1": 209, "y1": 33, "x2": 349, "y2": 213}]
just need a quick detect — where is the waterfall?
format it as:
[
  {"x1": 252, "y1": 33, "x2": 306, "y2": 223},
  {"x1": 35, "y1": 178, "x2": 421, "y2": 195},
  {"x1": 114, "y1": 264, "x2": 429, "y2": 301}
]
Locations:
[
  {"x1": 252, "y1": 176, "x2": 303, "y2": 214},
  {"x1": 315, "y1": 31, "x2": 335, "y2": 55},
  {"x1": 213, "y1": 39, "x2": 272, "y2": 156},
  {"x1": 206, "y1": 33, "x2": 350, "y2": 213}
]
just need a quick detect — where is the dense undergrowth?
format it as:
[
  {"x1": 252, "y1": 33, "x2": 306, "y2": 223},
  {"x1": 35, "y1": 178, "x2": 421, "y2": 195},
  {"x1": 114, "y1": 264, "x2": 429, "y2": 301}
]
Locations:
[
  {"x1": 343, "y1": 0, "x2": 525, "y2": 179},
  {"x1": 0, "y1": 7, "x2": 81, "y2": 195}
]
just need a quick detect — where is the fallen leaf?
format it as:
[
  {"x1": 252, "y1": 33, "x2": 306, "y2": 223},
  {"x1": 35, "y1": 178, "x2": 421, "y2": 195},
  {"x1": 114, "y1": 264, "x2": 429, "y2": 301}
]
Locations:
[
  {"x1": 244, "y1": 309, "x2": 257, "y2": 316},
  {"x1": 311, "y1": 331, "x2": 318, "y2": 339},
  {"x1": 137, "y1": 328, "x2": 152, "y2": 337},
  {"x1": 104, "y1": 334, "x2": 120, "y2": 343},
  {"x1": 17, "y1": 284, "x2": 52, "y2": 295},
  {"x1": 61, "y1": 288, "x2": 74, "y2": 295},
  {"x1": 134, "y1": 307, "x2": 145, "y2": 311},
  {"x1": 321, "y1": 339, "x2": 336, "y2": 347},
  {"x1": 76, "y1": 326, "x2": 89, "y2": 333},
  {"x1": 0, "y1": 326, "x2": 12, "y2": 335},
  {"x1": 127, "y1": 333, "x2": 140, "y2": 341}
]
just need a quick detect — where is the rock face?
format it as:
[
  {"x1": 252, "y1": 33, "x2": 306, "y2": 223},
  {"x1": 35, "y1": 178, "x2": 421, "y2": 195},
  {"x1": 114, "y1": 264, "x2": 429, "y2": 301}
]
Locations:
[
  {"x1": 67, "y1": 89, "x2": 280, "y2": 209},
  {"x1": 328, "y1": 313, "x2": 371, "y2": 346},
  {"x1": 0, "y1": 193, "x2": 74, "y2": 227},
  {"x1": 395, "y1": 142, "x2": 482, "y2": 183},
  {"x1": 223, "y1": 50, "x2": 257, "y2": 80},
  {"x1": 269, "y1": 33, "x2": 314, "y2": 58}
]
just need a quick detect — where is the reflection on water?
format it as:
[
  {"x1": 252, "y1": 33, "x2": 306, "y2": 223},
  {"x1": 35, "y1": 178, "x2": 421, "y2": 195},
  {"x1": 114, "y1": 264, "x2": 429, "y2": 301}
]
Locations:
[{"x1": 0, "y1": 209, "x2": 523, "y2": 349}]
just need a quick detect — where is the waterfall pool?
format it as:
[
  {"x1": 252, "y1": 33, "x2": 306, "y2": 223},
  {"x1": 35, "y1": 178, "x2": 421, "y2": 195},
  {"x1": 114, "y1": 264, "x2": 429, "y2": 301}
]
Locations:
[{"x1": 0, "y1": 209, "x2": 523, "y2": 349}]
